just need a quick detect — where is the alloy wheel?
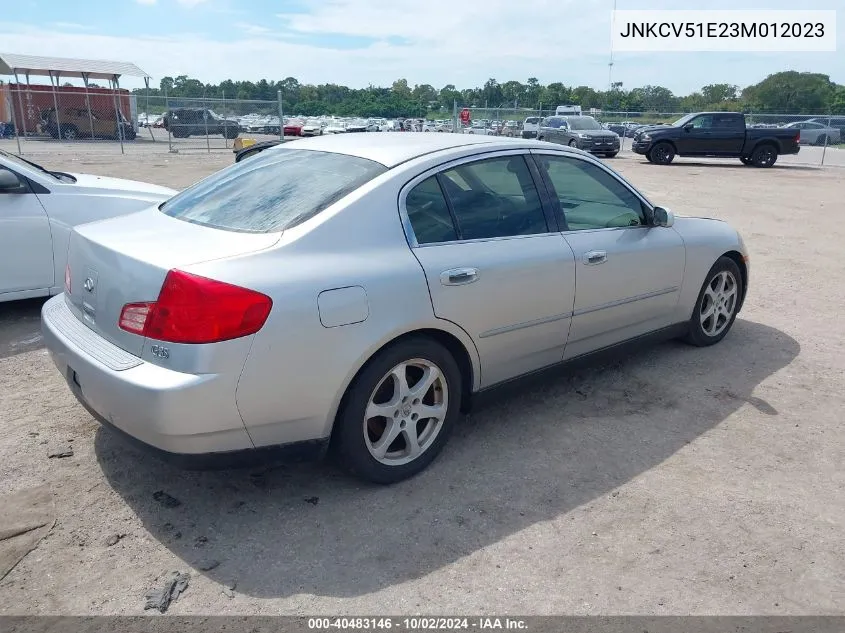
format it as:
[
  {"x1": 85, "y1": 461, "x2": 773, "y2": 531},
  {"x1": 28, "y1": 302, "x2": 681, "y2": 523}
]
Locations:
[
  {"x1": 700, "y1": 271, "x2": 738, "y2": 337},
  {"x1": 363, "y1": 359, "x2": 448, "y2": 466}
]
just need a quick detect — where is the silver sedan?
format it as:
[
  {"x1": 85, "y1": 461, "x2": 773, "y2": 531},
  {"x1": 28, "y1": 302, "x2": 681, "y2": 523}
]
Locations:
[{"x1": 42, "y1": 134, "x2": 750, "y2": 484}]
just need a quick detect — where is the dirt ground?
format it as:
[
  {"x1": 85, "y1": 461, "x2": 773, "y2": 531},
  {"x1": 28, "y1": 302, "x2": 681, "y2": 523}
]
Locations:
[{"x1": 0, "y1": 145, "x2": 843, "y2": 616}]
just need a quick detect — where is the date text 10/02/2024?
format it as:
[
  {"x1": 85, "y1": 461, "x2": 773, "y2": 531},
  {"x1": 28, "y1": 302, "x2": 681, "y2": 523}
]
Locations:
[{"x1": 307, "y1": 618, "x2": 529, "y2": 630}]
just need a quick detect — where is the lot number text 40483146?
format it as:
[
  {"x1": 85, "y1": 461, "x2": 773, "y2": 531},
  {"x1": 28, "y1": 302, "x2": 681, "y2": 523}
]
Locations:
[{"x1": 307, "y1": 617, "x2": 529, "y2": 630}]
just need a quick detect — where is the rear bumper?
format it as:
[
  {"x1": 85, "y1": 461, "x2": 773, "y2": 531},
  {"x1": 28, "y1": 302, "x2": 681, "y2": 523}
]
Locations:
[
  {"x1": 522, "y1": 130, "x2": 537, "y2": 138},
  {"x1": 41, "y1": 295, "x2": 255, "y2": 457}
]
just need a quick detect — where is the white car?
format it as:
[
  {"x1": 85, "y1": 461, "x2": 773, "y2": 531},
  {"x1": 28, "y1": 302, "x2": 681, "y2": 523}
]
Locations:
[
  {"x1": 466, "y1": 122, "x2": 494, "y2": 135},
  {"x1": 300, "y1": 120, "x2": 324, "y2": 137},
  {"x1": 0, "y1": 150, "x2": 175, "y2": 302},
  {"x1": 324, "y1": 122, "x2": 347, "y2": 134}
]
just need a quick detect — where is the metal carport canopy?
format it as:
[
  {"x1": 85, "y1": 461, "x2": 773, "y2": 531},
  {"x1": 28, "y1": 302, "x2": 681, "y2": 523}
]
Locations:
[{"x1": 0, "y1": 53, "x2": 149, "y2": 79}]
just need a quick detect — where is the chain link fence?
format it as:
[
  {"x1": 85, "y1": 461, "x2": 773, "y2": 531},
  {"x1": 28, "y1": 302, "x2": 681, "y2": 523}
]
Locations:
[
  {"x1": 2, "y1": 86, "x2": 842, "y2": 166},
  {"x1": 0, "y1": 85, "x2": 286, "y2": 155},
  {"x1": 444, "y1": 107, "x2": 844, "y2": 166}
]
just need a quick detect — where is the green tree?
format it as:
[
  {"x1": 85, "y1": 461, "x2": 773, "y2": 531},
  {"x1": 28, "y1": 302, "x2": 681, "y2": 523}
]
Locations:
[
  {"x1": 742, "y1": 71, "x2": 835, "y2": 113},
  {"x1": 391, "y1": 78, "x2": 411, "y2": 98},
  {"x1": 701, "y1": 83, "x2": 738, "y2": 104}
]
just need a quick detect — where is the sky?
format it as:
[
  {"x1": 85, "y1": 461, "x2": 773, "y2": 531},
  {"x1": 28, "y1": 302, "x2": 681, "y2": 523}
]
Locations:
[{"x1": 0, "y1": 0, "x2": 842, "y2": 94}]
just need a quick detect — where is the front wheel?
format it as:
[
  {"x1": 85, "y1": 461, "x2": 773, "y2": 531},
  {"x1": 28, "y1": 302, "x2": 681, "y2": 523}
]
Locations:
[
  {"x1": 649, "y1": 142, "x2": 675, "y2": 165},
  {"x1": 605, "y1": 152, "x2": 618, "y2": 158},
  {"x1": 684, "y1": 257, "x2": 743, "y2": 347},
  {"x1": 331, "y1": 337, "x2": 462, "y2": 484},
  {"x1": 740, "y1": 156, "x2": 752, "y2": 165},
  {"x1": 750, "y1": 144, "x2": 777, "y2": 168},
  {"x1": 568, "y1": 139, "x2": 577, "y2": 147}
]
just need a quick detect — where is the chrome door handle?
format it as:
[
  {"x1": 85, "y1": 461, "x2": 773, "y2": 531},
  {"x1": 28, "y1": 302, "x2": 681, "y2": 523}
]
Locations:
[
  {"x1": 583, "y1": 250, "x2": 607, "y2": 265},
  {"x1": 440, "y1": 267, "x2": 479, "y2": 286}
]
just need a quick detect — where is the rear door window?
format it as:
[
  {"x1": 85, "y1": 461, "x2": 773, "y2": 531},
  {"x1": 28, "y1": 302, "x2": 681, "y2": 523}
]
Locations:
[
  {"x1": 160, "y1": 148, "x2": 386, "y2": 233},
  {"x1": 439, "y1": 156, "x2": 548, "y2": 240}
]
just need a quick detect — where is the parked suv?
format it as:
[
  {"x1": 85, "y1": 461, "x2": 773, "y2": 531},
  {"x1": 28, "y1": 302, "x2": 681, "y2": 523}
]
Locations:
[
  {"x1": 41, "y1": 107, "x2": 136, "y2": 140},
  {"x1": 522, "y1": 116, "x2": 540, "y2": 138},
  {"x1": 163, "y1": 108, "x2": 240, "y2": 139}
]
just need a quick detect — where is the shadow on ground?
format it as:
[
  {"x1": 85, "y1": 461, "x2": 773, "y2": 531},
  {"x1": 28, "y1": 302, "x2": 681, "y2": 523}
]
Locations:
[
  {"x1": 635, "y1": 160, "x2": 821, "y2": 171},
  {"x1": 0, "y1": 298, "x2": 46, "y2": 359},
  {"x1": 95, "y1": 319, "x2": 798, "y2": 599}
]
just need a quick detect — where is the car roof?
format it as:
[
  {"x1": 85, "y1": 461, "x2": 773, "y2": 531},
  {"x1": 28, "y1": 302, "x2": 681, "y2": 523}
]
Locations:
[{"x1": 275, "y1": 134, "x2": 563, "y2": 167}]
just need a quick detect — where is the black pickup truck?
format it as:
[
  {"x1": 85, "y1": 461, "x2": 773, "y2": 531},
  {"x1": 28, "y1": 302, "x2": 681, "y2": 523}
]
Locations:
[{"x1": 631, "y1": 112, "x2": 800, "y2": 167}]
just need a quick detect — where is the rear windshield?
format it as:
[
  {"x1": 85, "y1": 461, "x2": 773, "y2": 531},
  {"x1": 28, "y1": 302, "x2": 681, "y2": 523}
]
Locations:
[{"x1": 159, "y1": 148, "x2": 387, "y2": 233}]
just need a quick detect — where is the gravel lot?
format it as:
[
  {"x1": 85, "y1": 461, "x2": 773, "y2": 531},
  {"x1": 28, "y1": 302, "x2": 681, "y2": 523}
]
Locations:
[{"x1": 0, "y1": 142, "x2": 843, "y2": 616}]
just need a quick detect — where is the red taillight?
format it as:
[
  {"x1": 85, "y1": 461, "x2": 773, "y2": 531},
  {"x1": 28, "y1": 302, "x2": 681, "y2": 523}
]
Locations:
[
  {"x1": 64, "y1": 264, "x2": 72, "y2": 293},
  {"x1": 118, "y1": 270, "x2": 272, "y2": 344},
  {"x1": 795, "y1": 131, "x2": 800, "y2": 142}
]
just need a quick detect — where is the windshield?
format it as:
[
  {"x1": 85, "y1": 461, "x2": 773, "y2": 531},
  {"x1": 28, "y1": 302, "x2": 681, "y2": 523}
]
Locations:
[
  {"x1": 160, "y1": 148, "x2": 387, "y2": 233},
  {"x1": 543, "y1": 117, "x2": 565, "y2": 128},
  {"x1": 206, "y1": 110, "x2": 223, "y2": 120},
  {"x1": 567, "y1": 117, "x2": 602, "y2": 131},
  {"x1": 0, "y1": 149, "x2": 62, "y2": 181}
]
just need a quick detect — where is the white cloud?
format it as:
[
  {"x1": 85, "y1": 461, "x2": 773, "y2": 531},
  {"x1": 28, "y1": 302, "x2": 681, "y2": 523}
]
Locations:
[
  {"x1": 235, "y1": 22, "x2": 272, "y2": 36},
  {"x1": 50, "y1": 22, "x2": 94, "y2": 30},
  {"x1": 0, "y1": 0, "x2": 842, "y2": 95}
]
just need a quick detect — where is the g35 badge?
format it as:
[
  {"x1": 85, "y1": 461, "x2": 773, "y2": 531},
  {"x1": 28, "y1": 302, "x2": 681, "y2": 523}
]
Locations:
[{"x1": 150, "y1": 345, "x2": 170, "y2": 359}]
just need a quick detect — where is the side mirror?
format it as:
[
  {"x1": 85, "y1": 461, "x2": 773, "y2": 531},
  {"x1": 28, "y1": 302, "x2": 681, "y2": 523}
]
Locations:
[
  {"x1": 683, "y1": 123, "x2": 694, "y2": 132},
  {"x1": 0, "y1": 170, "x2": 22, "y2": 191},
  {"x1": 652, "y1": 206, "x2": 675, "y2": 228}
]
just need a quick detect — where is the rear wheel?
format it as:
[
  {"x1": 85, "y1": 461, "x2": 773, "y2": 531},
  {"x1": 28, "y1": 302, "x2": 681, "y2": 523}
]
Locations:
[
  {"x1": 649, "y1": 142, "x2": 675, "y2": 165},
  {"x1": 568, "y1": 139, "x2": 577, "y2": 147},
  {"x1": 750, "y1": 144, "x2": 777, "y2": 168},
  {"x1": 740, "y1": 156, "x2": 752, "y2": 165},
  {"x1": 684, "y1": 257, "x2": 743, "y2": 347},
  {"x1": 61, "y1": 126, "x2": 79, "y2": 140},
  {"x1": 331, "y1": 337, "x2": 462, "y2": 484}
]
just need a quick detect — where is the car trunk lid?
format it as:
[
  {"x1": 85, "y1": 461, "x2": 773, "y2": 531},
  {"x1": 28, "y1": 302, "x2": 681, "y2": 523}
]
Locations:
[{"x1": 65, "y1": 208, "x2": 280, "y2": 356}]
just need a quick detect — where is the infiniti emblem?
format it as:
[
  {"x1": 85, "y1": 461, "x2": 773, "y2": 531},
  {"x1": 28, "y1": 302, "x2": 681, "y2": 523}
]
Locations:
[{"x1": 83, "y1": 277, "x2": 95, "y2": 292}]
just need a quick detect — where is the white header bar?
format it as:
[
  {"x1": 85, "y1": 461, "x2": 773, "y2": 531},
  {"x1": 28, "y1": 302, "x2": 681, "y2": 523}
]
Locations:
[{"x1": 611, "y1": 10, "x2": 837, "y2": 52}]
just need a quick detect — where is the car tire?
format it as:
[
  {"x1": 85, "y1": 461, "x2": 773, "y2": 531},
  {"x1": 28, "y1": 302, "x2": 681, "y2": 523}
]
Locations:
[
  {"x1": 648, "y1": 142, "x2": 675, "y2": 165},
  {"x1": 645, "y1": 154, "x2": 654, "y2": 163},
  {"x1": 750, "y1": 143, "x2": 778, "y2": 168},
  {"x1": 814, "y1": 135, "x2": 828, "y2": 146},
  {"x1": 61, "y1": 126, "x2": 79, "y2": 140},
  {"x1": 331, "y1": 336, "x2": 463, "y2": 484},
  {"x1": 740, "y1": 156, "x2": 752, "y2": 165},
  {"x1": 605, "y1": 152, "x2": 618, "y2": 158},
  {"x1": 568, "y1": 139, "x2": 577, "y2": 147},
  {"x1": 683, "y1": 256, "x2": 743, "y2": 347}
]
